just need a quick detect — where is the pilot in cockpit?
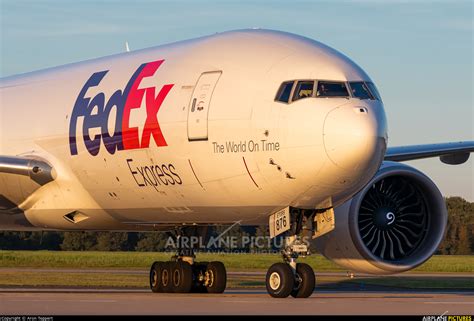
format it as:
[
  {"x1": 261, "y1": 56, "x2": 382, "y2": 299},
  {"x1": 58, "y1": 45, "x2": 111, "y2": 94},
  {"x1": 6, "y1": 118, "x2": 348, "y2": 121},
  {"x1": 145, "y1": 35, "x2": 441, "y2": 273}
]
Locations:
[{"x1": 317, "y1": 83, "x2": 328, "y2": 97}]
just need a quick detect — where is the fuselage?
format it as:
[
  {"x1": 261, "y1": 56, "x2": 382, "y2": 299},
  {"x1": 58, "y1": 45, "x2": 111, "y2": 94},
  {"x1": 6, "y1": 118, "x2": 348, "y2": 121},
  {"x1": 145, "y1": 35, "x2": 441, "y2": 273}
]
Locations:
[{"x1": 0, "y1": 29, "x2": 387, "y2": 230}]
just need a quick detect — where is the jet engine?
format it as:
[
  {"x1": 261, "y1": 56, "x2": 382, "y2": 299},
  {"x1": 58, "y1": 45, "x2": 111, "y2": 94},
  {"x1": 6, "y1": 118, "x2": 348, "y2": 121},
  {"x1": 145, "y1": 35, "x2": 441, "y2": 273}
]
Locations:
[{"x1": 314, "y1": 162, "x2": 447, "y2": 274}]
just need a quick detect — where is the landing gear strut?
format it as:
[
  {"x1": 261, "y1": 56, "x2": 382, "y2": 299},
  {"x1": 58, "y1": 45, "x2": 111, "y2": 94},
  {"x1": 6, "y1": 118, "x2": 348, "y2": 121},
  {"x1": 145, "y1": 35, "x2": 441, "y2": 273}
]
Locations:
[
  {"x1": 149, "y1": 227, "x2": 227, "y2": 294},
  {"x1": 265, "y1": 209, "x2": 316, "y2": 298}
]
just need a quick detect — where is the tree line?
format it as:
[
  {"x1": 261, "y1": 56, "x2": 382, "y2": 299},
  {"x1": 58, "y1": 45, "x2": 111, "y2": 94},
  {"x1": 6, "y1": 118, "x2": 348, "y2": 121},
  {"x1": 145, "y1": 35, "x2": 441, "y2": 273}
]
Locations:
[{"x1": 0, "y1": 197, "x2": 472, "y2": 254}]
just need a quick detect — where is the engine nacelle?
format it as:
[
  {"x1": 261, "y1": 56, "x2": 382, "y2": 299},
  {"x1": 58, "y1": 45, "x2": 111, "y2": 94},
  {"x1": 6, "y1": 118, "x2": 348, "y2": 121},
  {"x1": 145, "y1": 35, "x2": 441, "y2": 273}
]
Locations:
[{"x1": 314, "y1": 162, "x2": 447, "y2": 274}]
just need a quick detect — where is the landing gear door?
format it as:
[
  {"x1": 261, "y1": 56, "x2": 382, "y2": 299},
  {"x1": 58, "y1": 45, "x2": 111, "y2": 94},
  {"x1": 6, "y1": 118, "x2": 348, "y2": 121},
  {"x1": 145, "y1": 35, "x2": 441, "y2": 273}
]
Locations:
[
  {"x1": 187, "y1": 71, "x2": 222, "y2": 141},
  {"x1": 313, "y1": 208, "x2": 335, "y2": 239}
]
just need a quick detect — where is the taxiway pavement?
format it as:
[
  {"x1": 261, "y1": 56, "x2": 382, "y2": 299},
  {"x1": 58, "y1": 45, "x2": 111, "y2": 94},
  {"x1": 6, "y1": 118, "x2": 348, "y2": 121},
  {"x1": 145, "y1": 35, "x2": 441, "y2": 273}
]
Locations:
[{"x1": 0, "y1": 288, "x2": 472, "y2": 315}]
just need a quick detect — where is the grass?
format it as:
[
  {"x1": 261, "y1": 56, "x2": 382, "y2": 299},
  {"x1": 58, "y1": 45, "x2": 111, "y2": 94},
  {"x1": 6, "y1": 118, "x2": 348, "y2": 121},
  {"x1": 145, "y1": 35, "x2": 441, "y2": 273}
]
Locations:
[
  {"x1": 0, "y1": 251, "x2": 341, "y2": 271},
  {"x1": 0, "y1": 271, "x2": 146, "y2": 288},
  {"x1": 0, "y1": 251, "x2": 473, "y2": 273},
  {"x1": 0, "y1": 251, "x2": 472, "y2": 289}
]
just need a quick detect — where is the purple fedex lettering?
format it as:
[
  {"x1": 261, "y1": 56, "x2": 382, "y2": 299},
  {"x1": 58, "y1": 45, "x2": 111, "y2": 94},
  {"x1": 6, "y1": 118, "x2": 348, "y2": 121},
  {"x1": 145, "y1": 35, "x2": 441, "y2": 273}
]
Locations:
[{"x1": 69, "y1": 60, "x2": 173, "y2": 156}]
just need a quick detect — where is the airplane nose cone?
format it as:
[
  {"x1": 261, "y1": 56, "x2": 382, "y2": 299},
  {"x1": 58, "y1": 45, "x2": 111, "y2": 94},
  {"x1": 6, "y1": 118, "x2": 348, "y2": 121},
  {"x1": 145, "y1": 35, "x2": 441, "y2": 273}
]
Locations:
[{"x1": 323, "y1": 105, "x2": 387, "y2": 171}]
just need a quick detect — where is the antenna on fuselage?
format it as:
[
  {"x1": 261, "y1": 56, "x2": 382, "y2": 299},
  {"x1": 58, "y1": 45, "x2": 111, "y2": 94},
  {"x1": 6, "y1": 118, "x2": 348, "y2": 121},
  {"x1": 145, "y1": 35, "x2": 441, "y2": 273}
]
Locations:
[{"x1": 125, "y1": 41, "x2": 130, "y2": 52}]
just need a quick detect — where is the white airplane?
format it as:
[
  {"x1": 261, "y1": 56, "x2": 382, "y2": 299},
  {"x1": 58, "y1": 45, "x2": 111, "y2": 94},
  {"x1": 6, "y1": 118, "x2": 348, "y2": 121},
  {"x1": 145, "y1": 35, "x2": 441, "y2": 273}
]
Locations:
[{"x1": 0, "y1": 29, "x2": 473, "y2": 298}]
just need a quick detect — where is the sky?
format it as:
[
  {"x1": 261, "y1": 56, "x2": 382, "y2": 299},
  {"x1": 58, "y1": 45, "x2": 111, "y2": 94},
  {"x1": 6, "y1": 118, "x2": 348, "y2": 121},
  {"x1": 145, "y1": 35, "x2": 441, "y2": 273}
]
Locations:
[{"x1": 0, "y1": 0, "x2": 473, "y2": 200}]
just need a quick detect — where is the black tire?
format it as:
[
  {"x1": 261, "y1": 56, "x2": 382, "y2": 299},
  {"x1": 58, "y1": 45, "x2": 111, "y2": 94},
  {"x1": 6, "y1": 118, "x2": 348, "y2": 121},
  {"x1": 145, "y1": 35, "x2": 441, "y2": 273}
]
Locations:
[
  {"x1": 191, "y1": 261, "x2": 209, "y2": 293},
  {"x1": 206, "y1": 261, "x2": 227, "y2": 293},
  {"x1": 150, "y1": 261, "x2": 164, "y2": 293},
  {"x1": 171, "y1": 261, "x2": 193, "y2": 293},
  {"x1": 160, "y1": 261, "x2": 173, "y2": 293},
  {"x1": 265, "y1": 263, "x2": 294, "y2": 298},
  {"x1": 290, "y1": 263, "x2": 315, "y2": 298}
]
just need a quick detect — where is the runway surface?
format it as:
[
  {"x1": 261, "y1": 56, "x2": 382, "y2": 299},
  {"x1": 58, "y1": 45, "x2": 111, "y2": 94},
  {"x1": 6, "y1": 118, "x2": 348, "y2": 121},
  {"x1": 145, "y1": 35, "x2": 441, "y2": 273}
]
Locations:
[{"x1": 1, "y1": 288, "x2": 473, "y2": 315}]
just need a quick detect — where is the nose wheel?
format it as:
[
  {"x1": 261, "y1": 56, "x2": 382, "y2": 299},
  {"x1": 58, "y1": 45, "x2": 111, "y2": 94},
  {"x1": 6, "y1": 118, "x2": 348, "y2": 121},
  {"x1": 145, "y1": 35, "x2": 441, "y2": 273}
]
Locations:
[
  {"x1": 266, "y1": 263, "x2": 294, "y2": 298},
  {"x1": 291, "y1": 263, "x2": 316, "y2": 298},
  {"x1": 265, "y1": 208, "x2": 319, "y2": 298},
  {"x1": 265, "y1": 260, "x2": 316, "y2": 298}
]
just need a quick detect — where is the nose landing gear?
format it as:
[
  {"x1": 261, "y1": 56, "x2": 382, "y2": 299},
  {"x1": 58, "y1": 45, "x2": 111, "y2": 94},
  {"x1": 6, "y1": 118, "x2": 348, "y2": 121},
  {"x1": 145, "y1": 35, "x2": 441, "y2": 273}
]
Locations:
[
  {"x1": 265, "y1": 208, "x2": 318, "y2": 298},
  {"x1": 265, "y1": 235, "x2": 316, "y2": 298}
]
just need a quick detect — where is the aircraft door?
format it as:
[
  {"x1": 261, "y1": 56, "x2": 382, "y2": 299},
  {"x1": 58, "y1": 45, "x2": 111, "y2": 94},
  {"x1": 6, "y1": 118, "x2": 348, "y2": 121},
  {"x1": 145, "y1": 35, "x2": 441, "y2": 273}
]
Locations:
[{"x1": 187, "y1": 71, "x2": 222, "y2": 141}]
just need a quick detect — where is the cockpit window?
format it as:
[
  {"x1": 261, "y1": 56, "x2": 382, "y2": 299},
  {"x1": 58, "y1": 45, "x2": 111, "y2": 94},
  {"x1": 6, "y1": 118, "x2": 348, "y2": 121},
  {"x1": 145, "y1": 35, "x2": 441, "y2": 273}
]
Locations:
[
  {"x1": 292, "y1": 81, "x2": 314, "y2": 101},
  {"x1": 349, "y1": 82, "x2": 374, "y2": 100},
  {"x1": 275, "y1": 81, "x2": 294, "y2": 103},
  {"x1": 316, "y1": 81, "x2": 349, "y2": 97},
  {"x1": 366, "y1": 82, "x2": 382, "y2": 101}
]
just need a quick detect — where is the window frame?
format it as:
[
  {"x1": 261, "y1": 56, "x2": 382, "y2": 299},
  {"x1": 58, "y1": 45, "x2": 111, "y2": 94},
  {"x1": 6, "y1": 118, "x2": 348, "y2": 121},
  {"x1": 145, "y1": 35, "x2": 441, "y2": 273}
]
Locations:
[
  {"x1": 291, "y1": 80, "x2": 316, "y2": 102},
  {"x1": 315, "y1": 80, "x2": 350, "y2": 98},
  {"x1": 277, "y1": 79, "x2": 381, "y2": 104},
  {"x1": 274, "y1": 80, "x2": 296, "y2": 104},
  {"x1": 365, "y1": 82, "x2": 382, "y2": 102},
  {"x1": 348, "y1": 81, "x2": 375, "y2": 100}
]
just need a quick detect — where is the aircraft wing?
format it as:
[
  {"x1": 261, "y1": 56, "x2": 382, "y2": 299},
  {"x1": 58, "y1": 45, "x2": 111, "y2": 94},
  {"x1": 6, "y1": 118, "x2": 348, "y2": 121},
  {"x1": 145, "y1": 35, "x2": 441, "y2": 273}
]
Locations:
[
  {"x1": 0, "y1": 156, "x2": 55, "y2": 212},
  {"x1": 385, "y1": 141, "x2": 474, "y2": 164}
]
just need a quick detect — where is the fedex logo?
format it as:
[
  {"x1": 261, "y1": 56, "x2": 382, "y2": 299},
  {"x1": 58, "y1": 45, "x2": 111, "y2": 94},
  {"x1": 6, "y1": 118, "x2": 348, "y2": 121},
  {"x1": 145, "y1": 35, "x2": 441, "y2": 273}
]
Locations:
[{"x1": 69, "y1": 60, "x2": 174, "y2": 156}]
